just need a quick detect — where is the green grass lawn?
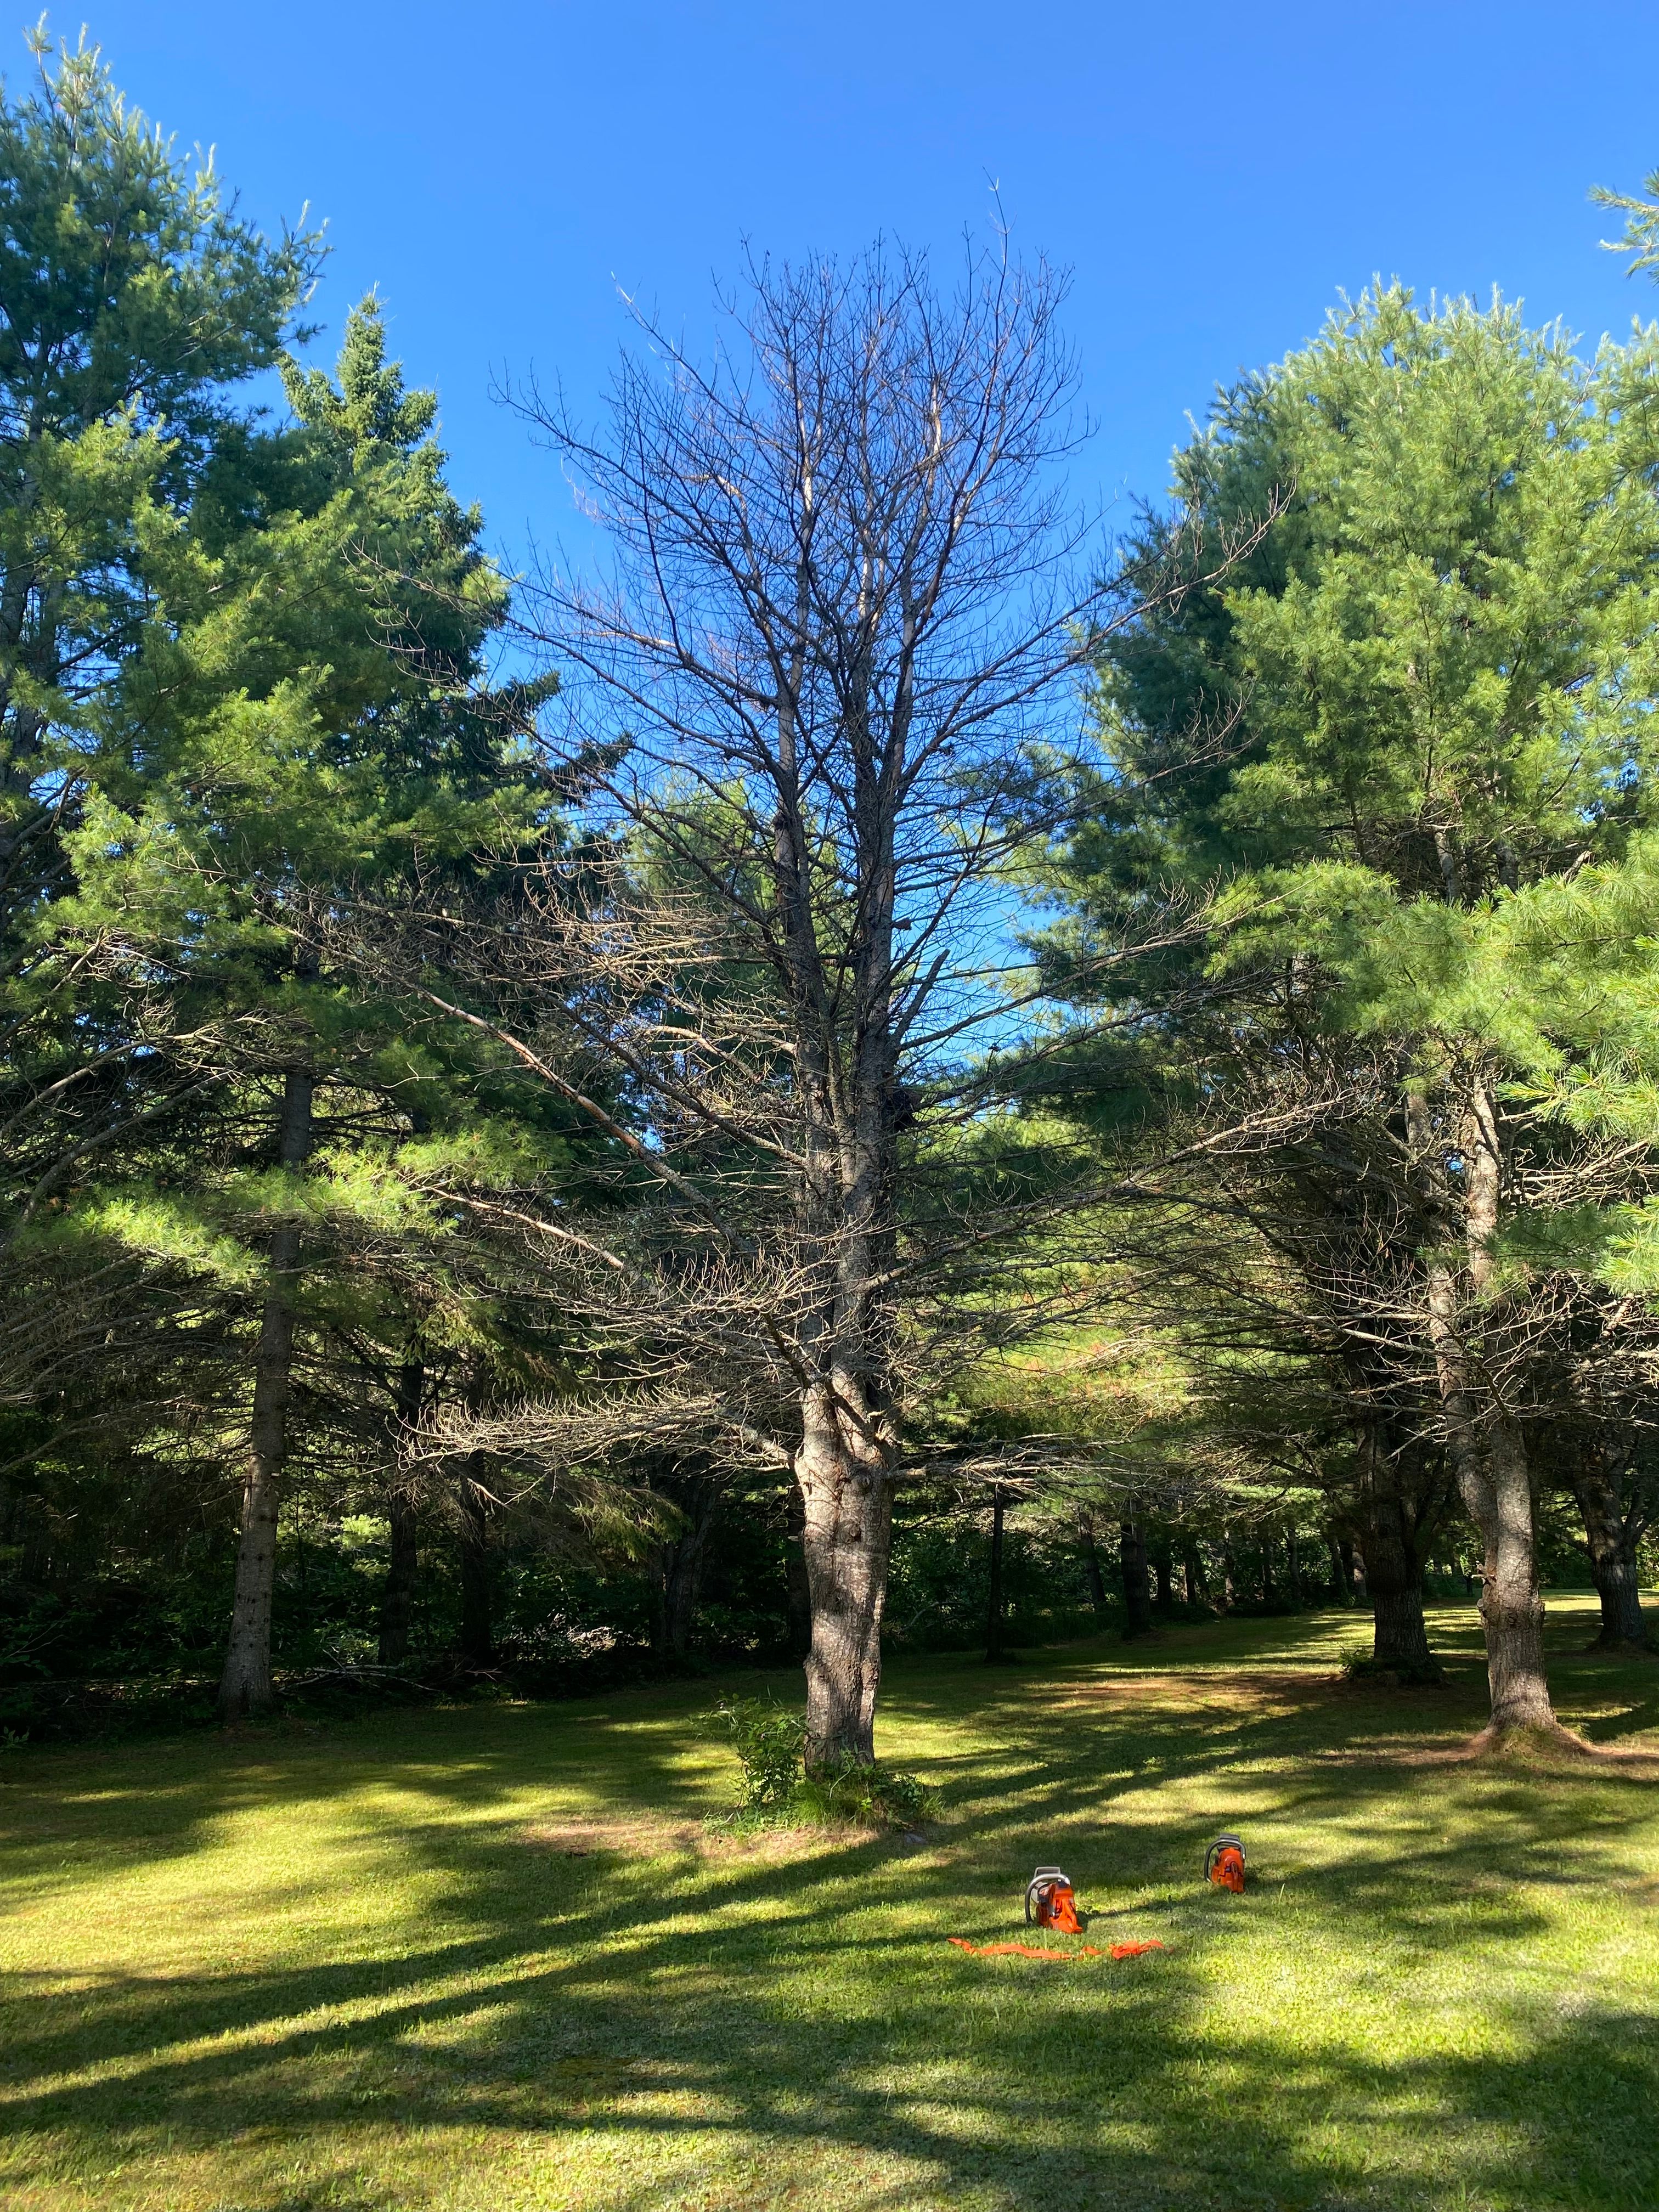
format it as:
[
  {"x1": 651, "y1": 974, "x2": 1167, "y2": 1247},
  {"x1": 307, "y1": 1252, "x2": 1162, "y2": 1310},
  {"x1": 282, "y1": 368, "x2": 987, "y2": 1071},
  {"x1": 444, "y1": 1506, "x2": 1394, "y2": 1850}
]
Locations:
[{"x1": 3, "y1": 1597, "x2": 1658, "y2": 2212}]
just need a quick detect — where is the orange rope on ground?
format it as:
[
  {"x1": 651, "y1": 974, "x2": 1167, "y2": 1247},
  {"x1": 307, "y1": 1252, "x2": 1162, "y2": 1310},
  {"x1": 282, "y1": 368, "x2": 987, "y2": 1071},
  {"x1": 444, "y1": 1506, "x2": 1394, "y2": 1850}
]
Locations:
[{"x1": 947, "y1": 1937, "x2": 1167, "y2": 1962}]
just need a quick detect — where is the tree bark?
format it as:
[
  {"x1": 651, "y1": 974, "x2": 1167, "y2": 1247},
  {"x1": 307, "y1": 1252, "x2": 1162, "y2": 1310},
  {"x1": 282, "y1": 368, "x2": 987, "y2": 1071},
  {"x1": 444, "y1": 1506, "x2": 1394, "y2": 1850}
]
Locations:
[
  {"x1": 652, "y1": 1473, "x2": 719, "y2": 1658},
  {"x1": 1569, "y1": 1445, "x2": 1650, "y2": 1650},
  {"x1": 984, "y1": 1483, "x2": 1007, "y2": 1662},
  {"x1": 377, "y1": 1359, "x2": 423, "y2": 1666},
  {"x1": 798, "y1": 1380, "x2": 895, "y2": 1766},
  {"x1": 1340, "y1": 1536, "x2": 1365, "y2": 1602},
  {"x1": 1412, "y1": 1084, "x2": 1555, "y2": 1733},
  {"x1": 1120, "y1": 1512, "x2": 1152, "y2": 1638},
  {"x1": 783, "y1": 1481, "x2": 812, "y2": 1658},
  {"x1": 1356, "y1": 1428, "x2": 1432, "y2": 1669},
  {"x1": 218, "y1": 1068, "x2": 314, "y2": 1720}
]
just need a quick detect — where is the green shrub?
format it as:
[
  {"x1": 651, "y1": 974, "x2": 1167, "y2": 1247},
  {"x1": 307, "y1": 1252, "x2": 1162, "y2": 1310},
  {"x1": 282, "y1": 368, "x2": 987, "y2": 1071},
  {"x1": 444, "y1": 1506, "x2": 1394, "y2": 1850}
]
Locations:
[
  {"x1": 706, "y1": 1696, "x2": 806, "y2": 1810},
  {"x1": 793, "y1": 1757, "x2": 941, "y2": 1830},
  {"x1": 703, "y1": 1700, "x2": 938, "y2": 1830}
]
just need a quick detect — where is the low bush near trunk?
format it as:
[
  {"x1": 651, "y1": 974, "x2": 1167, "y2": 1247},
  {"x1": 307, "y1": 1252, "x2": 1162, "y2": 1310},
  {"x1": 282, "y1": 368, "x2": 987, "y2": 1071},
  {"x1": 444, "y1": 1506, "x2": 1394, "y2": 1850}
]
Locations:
[{"x1": 704, "y1": 1697, "x2": 936, "y2": 1829}]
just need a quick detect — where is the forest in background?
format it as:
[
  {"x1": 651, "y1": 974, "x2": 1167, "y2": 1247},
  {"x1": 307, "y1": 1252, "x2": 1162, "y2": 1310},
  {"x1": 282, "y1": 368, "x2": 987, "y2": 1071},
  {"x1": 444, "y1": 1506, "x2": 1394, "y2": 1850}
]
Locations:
[{"x1": 4, "y1": 25, "x2": 1659, "y2": 1754}]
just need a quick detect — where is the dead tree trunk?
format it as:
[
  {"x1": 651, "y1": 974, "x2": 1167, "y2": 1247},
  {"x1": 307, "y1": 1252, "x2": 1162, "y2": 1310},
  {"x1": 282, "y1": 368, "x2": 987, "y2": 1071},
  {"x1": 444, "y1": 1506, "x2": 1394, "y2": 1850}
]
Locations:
[
  {"x1": 785, "y1": 1484, "x2": 812, "y2": 1660},
  {"x1": 799, "y1": 1380, "x2": 895, "y2": 1765},
  {"x1": 377, "y1": 1359, "x2": 424, "y2": 1666},
  {"x1": 218, "y1": 1068, "x2": 314, "y2": 1720}
]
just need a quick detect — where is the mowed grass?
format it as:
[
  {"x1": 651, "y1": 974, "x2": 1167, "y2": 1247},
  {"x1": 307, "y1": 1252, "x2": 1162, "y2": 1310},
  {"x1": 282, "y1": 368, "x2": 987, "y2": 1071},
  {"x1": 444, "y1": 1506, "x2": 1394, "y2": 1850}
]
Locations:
[{"x1": 2, "y1": 1600, "x2": 1658, "y2": 2212}]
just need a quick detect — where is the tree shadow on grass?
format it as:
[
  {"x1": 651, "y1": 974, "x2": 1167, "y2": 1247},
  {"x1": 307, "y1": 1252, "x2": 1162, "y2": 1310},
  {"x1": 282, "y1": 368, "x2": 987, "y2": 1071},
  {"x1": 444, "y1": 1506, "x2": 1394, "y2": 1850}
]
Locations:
[
  {"x1": 3, "y1": 1857, "x2": 1655, "y2": 2210},
  {"x1": 3, "y1": 1615, "x2": 1659, "y2": 2208}
]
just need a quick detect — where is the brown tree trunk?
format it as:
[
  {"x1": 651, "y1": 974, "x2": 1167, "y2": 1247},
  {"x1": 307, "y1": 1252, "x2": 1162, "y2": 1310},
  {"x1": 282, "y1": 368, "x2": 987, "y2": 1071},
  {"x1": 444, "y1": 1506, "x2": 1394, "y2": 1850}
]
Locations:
[
  {"x1": 1340, "y1": 1536, "x2": 1365, "y2": 1602},
  {"x1": 1326, "y1": 1534, "x2": 1348, "y2": 1604},
  {"x1": 1570, "y1": 1447, "x2": 1650, "y2": 1651},
  {"x1": 1120, "y1": 1512, "x2": 1152, "y2": 1638},
  {"x1": 1413, "y1": 1085, "x2": 1555, "y2": 1734},
  {"x1": 798, "y1": 1380, "x2": 894, "y2": 1767},
  {"x1": 377, "y1": 1359, "x2": 423, "y2": 1666},
  {"x1": 652, "y1": 1474, "x2": 719, "y2": 1658},
  {"x1": 218, "y1": 1068, "x2": 314, "y2": 1721},
  {"x1": 1357, "y1": 1430, "x2": 1432, "y2": 1669}
]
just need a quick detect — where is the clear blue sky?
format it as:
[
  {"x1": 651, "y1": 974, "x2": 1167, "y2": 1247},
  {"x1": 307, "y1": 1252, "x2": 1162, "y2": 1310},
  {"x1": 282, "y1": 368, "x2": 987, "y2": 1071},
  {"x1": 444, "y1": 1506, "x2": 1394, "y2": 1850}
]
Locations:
[{"x1": 63, "y1": 1, "x2": 1659, "y2": 569}]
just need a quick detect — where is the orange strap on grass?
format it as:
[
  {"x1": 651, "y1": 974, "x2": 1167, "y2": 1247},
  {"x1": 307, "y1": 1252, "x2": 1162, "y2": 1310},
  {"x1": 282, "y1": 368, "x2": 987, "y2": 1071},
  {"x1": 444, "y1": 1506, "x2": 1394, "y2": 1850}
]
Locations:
[{"x1": 947, "y1": 1937, "x2": 1166, "y2": 1962}]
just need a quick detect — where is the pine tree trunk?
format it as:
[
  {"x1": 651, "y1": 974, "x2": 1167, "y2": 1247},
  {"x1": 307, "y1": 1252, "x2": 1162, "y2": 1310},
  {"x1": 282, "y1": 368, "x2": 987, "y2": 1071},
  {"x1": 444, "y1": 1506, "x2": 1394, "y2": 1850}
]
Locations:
[
  {"x1": 377, "y1": 1359, "x2": 422, "y2": 1666},
  {"x1": 1340, "y1": 1536, "x2": 1364, "y2": 1601},
  {"x1": 1414, "y1": 1084, "x2": 1555, "y2": 1735},
  {"x1": 1358, "y1": 1429, "x2": 1432, "y2": 1669},
  {"x1": 1370, "y1": 1583, "x2": 1430, "y2": 1667},
  {"x1": 1478, "y1": 1412, "x2": 1554, "y2": 1728},
  {"x1": 1326, "y1": 1534, "x2": 1348, "y2": 1604},
  {"x1": 985, "y1": 1484, "x2": 1006, "y2": 1662},
  {"x1": 218, "y1": 1068, "x2": 314, "y2": 1721},
  {"x1": 798, "y1": 1380, "x2": 894, "y2": 1767},
  {"x1": 1569, "y1": 1449, "x2": 1650, "y2": 1650},
  {"x1": 1423, "y1": 1245, "x2": 1553, "y2": 1728},
  {"x1": 1120, "y1": 1513, "x2": 1152, "y2": 1638},
  {"x1": 652, "y1": 1476, "x2": 719, "y2": 1658}
]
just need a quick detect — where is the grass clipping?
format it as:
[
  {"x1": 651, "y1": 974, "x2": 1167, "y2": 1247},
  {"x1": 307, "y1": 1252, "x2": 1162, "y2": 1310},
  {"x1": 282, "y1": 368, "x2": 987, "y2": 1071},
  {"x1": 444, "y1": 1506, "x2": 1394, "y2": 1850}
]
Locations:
[{"x1": 704, "y1": 1696, "x2": 939, "y2": 1832}]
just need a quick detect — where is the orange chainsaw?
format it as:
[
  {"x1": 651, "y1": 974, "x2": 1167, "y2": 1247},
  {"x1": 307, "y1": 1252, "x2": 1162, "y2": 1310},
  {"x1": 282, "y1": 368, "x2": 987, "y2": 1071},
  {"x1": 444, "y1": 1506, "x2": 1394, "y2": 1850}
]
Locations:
[
  {"x1": 1025, "y1": 1866, "x2": 1085, "y2": 1934},
  {"x1": 1205, "y1": 1832, "x2": 1246, "y2": 1893}
]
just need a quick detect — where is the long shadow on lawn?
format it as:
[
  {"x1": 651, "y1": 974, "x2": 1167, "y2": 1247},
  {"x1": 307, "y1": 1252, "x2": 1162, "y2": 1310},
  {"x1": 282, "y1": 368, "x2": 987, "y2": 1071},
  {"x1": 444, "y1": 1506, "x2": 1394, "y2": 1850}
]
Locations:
[
  {"x1": 4, "y1": 1615, "x2": 1658, "y2": 2209},
  {"x1": 4, "y1": 1810, "x2": 1657, "y2": 2210}
]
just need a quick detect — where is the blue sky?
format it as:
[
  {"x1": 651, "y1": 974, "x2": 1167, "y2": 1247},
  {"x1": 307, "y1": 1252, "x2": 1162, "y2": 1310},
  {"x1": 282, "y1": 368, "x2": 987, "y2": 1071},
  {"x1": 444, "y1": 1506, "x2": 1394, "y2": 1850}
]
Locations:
[{"x1": 65, "y1": 1, "x2": 1659, "y2": 572}]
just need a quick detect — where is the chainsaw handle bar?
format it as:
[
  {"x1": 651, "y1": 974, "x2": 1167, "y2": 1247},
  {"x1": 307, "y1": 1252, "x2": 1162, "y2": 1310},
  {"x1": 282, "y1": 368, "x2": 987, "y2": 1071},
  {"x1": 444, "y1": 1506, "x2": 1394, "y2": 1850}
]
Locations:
[{"x1": 1024, "y1": 1867, "x2": 1070, "y2": 1925}]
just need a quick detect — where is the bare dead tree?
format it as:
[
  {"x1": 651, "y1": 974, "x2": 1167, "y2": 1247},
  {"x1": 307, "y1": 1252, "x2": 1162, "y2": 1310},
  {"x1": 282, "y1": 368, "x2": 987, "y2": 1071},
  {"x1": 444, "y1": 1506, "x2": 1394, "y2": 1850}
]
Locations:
[{"x1": 385, "y1": 234, "x2": 1238, "y2": 1762}]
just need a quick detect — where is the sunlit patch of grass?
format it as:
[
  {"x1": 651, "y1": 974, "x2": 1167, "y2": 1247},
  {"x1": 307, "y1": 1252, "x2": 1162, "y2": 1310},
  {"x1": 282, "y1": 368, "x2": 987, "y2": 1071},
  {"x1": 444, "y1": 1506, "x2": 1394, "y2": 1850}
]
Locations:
[{"x1": 1, "y1": 1594, "x2": 1656, "y2": 2209}]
